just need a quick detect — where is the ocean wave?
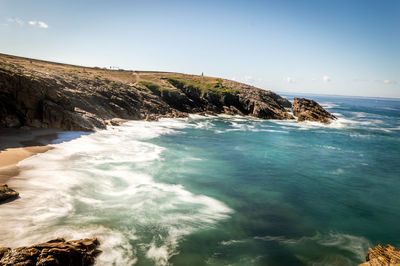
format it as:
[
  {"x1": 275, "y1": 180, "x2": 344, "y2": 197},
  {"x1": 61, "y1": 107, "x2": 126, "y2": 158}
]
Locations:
[
  {"x1": 218, "y1": 231, "x2": 370, "y2": 265},
  {"x1": 320, "y1": 102, "x2": 340, "y2": 109},
  {"x1": 254, "y1": 232, "x2": 371, "y2": 265},
  {"x1": 0, "y1": 121, "x2": 233, "y2": 265}
]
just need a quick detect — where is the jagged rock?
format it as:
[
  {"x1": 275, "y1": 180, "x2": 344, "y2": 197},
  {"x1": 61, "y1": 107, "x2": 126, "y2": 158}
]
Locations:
[
  {"x1": 0, "y1": 184, "x2": 19, "y2": 203},
  {"x1": 359, "y1": 244, "x2": 400, "y2": 266},
  {"x1": 0, "y1": 238, "x2": 101, "y2": 266},
  {"x1": 1, "y1": 54, "x2": 327, "y2": 132},
  {"x1": 292, "y1": 97, "x2": 336, "y2": 124}
]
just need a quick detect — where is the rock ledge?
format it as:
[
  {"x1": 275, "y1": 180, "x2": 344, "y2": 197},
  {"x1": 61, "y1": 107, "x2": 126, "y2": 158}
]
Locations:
[
  {"x1": 0, "y1": 238, "x2": 101, "y2": 266},
  {"x1": 359, "y1": 244, "x2": 400, "y2": 266}
]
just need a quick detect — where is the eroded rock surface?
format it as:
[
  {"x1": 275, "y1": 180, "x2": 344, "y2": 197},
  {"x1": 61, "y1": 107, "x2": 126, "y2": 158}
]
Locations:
[
  {"x1": 292, "y1": 97, "x2": 336, "y2": 124},
  {"x1": 359, "y1": 244, "x2": 400, "y2": 266},
  {"x1": 0, "y1": 238, "x2": 101, "y2": 266},
  {"x1": 0, "y1": 54, "x2": 294, "y2": 131},
  {"x1": 0, "y1": 184, "x2": 19, "y2": 203}
]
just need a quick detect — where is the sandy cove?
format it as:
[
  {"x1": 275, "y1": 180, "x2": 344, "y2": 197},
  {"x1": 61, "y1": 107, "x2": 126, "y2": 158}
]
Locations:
[
  {"x1": 0, "y1": 128, "x2": 61, "y2": 184},
  {"x1": 0, "y1": 145, "x2": 53, "y2": 183}
]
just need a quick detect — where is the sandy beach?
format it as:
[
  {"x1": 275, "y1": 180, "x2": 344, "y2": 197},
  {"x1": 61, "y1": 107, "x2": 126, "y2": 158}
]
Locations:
[
  {"x1": 0, "y1": 146, "x2": 53, "y2": 183},
  {"x1": 0, "y1": 128, "x2": 61, "y2": 183}
]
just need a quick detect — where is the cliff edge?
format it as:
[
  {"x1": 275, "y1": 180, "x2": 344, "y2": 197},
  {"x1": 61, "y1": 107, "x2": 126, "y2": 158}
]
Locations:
[{"x1": 0, "y1": 53, "x2": 334, "y2": 131}]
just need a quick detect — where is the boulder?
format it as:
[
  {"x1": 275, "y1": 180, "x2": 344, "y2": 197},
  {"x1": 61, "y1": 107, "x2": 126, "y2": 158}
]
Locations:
[
  {"x1": 359, "y1": 244, "x2": 400, "y2": 266},
  {"x1": 0, "y1": 238, "x2": 101, "y2": 266},
  {"x1": 0, "y1": 184, "x2": 19, "y2": 203},
  {"x1": 292, "y1": 97, "x2": 336, "y2": 124}
]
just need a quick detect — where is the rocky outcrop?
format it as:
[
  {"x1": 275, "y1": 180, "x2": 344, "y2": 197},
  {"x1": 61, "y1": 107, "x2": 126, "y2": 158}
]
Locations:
[
  {"x1": 0, "y1": 184, "x2": 19, "y2": 203},
  {"x1": 0, "y1": 238, "x2": 101, "y2": 266},
  {"x1": 292, "y1": 97, "x2": 336, "y2": 124},
  {"x1": 0, "y1": 54, "x2": 296, "y2": 131},
  {"x1": 359, "y1": 244, "x2": 400, "y2": 266}
]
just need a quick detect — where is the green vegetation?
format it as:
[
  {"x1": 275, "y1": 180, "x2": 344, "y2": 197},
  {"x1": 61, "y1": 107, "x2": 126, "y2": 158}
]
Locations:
[
  {"x1": 139, "y1": 81, "x2": 161, "y2": 92},
  {"x1": 166, "y1": 77, "x2": 239, "y2": 96},
  {"x1": 139, "y1": 81, "x2": 175, "y2": 94}
]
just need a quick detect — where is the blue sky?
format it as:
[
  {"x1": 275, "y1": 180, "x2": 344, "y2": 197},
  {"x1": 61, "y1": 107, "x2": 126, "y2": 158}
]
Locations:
[{"x1": 1, "y1": 0, "x2": 399, "y2": 97}]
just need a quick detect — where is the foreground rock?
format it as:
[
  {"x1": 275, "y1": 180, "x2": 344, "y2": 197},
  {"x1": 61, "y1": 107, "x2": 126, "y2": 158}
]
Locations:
[
  {"x1": 0, "y1": 238, "x2": 101, "y2": 266},
  {"x1": 0, "y1": 53, "x2": 295, "y2": 131},
  {"x1": 0, "y1": 184, "x2": 19, "y2": 203},
  {"x1": 292, "y1": 97, "x2": 336, "y2": 124},
  {"x1": 359, "y1": 244, "x2": 400, "y2": 266}
]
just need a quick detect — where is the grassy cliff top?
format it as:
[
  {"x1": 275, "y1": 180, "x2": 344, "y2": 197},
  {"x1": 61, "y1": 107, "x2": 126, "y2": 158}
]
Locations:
[{"x1": 0, "y1": 53, "x2": 259, "y2": 94}]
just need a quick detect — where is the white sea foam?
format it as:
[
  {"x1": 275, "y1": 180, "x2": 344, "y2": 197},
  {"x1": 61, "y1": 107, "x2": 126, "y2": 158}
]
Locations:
[
  {"x1": 320, "y1": 102, "x2": 340, "y2": 109},
  {"x1": 254, "y1": 232, "x2": 371, "y2": 264},
  {"x1": 0, "y1": 119, "x2": 233, "y2": 265}
]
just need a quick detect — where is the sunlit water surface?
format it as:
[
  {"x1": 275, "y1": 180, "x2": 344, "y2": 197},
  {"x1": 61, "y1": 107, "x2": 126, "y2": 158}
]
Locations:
[{"x1": 1, "y1": 95, "x2": 399, "y2": 265}]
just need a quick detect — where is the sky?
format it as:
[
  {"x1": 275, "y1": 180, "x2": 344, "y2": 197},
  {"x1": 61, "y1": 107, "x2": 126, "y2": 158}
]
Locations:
[{"x1": 0, "y1": 0, "x2": 399, "y2": 98}]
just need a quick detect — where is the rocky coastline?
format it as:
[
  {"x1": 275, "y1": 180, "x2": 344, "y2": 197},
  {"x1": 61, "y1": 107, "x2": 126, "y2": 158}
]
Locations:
[
  {"x1": 0, "y1": 238, "x2": 101, "y2": 266},
  {"x1": 0, "y1": 53, "x2": 335, "y2": 132},
  {"x1": 292, "y1": 97, "x2": 336, "y2": 124},
  {"x1": 0, "y1": 53, "x2": 337, "y2": 265}
]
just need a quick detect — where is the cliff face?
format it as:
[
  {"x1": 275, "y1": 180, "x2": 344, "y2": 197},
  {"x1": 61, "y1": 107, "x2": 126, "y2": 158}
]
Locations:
[
  {"x1": 0, "y1": 54, "x2": 294, "y2": 131},
  {"x1": 0, "y1": 54, "x2": 334, "y2": 131}
]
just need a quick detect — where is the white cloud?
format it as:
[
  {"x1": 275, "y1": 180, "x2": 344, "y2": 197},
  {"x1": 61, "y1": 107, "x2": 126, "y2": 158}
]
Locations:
[
  {"x1": 383, "y1": 80, "x2": 397, "y2": 85},
  {"x1": 374, "y1": 79, "x2": 398, "y2": 85},
  {"x1": 243, "y1": 75, "x2": 254, "y2": 82},
  {"x1": 6, "y1": 17, "x2": 24, "y2": 26},
  {"x1": 29, "y1": 20, "x2": 49, "y2": 29},
  {"x1": 238, "y1": 75, "x2": 263, "y2": 86},
  {"x1": 322, "y1": 75, "x2": 331, "y2": 83},
  {"x1": 3, "y1": 18, "x2": 49, "y2": 29},
  {"x1": 287, "y1": 77, "x2": 295, "y2": 83},
  {"x1": 38, "y1": 21, "x2": 49, "y2": 28}
]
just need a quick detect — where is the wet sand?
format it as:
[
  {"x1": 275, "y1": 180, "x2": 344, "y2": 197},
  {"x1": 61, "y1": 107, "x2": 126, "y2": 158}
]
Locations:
[
  {"x1": 0, "y1": 146, "x2": 53, "y2": 183},
  {"x1": 0, "y1": 128, "x2": 60, "y2": 183}
]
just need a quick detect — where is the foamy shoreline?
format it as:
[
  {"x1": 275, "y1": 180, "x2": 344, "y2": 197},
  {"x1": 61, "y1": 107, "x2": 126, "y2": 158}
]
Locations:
[
  {"x1": 0, "y1": 146, "x2": 54, "y2": 183},
  {"x1": 0, "y1": 128, "x2": 64, "y2": 184}
]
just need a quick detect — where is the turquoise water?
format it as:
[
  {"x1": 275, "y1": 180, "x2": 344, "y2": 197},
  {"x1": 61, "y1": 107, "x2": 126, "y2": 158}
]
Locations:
[{"x1": 1, "y1": 95, "x2": 399, "y2": 265}]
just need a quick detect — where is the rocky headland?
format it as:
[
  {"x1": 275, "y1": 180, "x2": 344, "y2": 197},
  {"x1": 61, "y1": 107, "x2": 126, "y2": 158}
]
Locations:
[
  {"x1": 0, "y1": 53, "x2": 335, "y2": 131},
  {"x1": 0, "y1": 238, "x2": 101, "y2": 266},
  {"x1": 0, "y1": 54, "x2": 337, "y2": 265},
  {"x1": 292, "y1": 97, "x2": 336, "y2": 124}
]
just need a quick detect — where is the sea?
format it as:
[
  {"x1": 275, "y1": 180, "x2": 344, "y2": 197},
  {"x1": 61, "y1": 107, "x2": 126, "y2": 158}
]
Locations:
[{"x1": 0, "y1": 94, "x2": 399, "y2": 265}]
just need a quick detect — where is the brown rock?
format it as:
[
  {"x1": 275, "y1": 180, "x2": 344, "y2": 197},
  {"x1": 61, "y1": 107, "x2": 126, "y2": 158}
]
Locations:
[
  {"x1": 0, "y1": 184, "x2": 19, "y2": 203},
  {"x1": 359, "y1": 244, "x2": 400, "y2": 266},
  {"x1": 292, "y1": 97, "x2": 336, "y2": 124},
  {"x1": 0, "y1": 238, "x2": 101, "y2": 266},
  {"x1": 1, "y1": 53, "x2": 323, "y2": 131}
]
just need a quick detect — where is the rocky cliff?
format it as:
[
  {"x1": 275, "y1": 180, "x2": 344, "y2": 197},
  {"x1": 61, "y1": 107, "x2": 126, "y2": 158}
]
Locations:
[
  {"x1": 0, "y1": 54, "x2": 335, "y2": 131},
  {"x1": 0, "y1": 54, "x2": 295, "y2": 131},
  {"x1": 0, "y1": 238, "x2": 100, "y2": 266},
  {"x1": 292, "y1": 97, "x2": 336, "y2": 124}
]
